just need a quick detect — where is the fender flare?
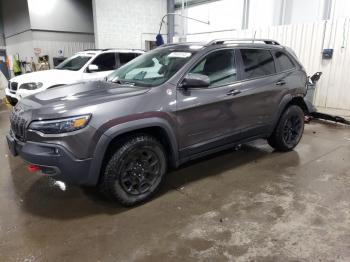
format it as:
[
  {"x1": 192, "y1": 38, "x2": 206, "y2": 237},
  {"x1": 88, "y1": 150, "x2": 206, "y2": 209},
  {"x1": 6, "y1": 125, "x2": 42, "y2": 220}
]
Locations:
[
  {"x1": 270, "y1": 94, "x2": 307, "y2": 133},
  {"x1": 86, "y1": 117, "x2": 179, "y2": 185}
]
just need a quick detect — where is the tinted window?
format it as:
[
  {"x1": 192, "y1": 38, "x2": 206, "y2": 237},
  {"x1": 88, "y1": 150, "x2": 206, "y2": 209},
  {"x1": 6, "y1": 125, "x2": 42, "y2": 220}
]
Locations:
[
  {"x1": 241, "y1": 49, "x2": 276, "y2": 79},
  {"x1": 275, "y1": 51, "x2": 295, "y2": 72},
  {"x1": 119, "y1": 53, "x2": 138, "y2": 65},
  {"x1": 55, "y1": 55, "x2": 91, "y2": 71},
  {"x1": 189, "y1": 49, "x2": 236, "y2": 86},
  {"x1": 91, "y1": 53, "x2": 117, "y2": 71}
]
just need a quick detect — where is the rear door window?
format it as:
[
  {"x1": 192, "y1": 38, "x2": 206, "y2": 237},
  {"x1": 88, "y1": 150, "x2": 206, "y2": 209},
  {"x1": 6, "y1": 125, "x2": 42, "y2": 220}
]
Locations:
[
  {"x1": 240, "y1": 49, "x2": 276, "y2": 79},
  {"x1": 274, "y1": 51, "x2": 295, "y2": 72},
  {"x1": 91, "y1": 53, "x2": 117, "y2": 71},
  {"x1": 119, "y1": 53, "x2": 138, "y2": 66}
]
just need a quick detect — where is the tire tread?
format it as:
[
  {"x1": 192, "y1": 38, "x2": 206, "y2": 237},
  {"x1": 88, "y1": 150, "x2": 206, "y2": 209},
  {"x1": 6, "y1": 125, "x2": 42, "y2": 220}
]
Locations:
[
  {"x1": 99, "y1": 134, "x2": 166, "y2": 206},
  {"x1": 268, "y1": 105, "x2": 304, "y2": 152}
]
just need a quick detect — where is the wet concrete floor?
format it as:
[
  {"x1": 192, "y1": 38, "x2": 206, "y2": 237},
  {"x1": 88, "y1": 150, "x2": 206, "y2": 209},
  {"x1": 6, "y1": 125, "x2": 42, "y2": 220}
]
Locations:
[{"x1": 1, "y1": 104, "x2": 350, "y2": 261}]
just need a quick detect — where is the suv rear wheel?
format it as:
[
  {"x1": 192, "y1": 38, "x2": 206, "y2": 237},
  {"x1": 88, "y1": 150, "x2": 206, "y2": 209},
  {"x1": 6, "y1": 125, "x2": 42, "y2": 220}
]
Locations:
[
  {"x1": 268, "y1": 105, "x2": 304, "y2": 151},
  {"x1": 99, "y1": 134, "x2": 167, "y2": 206}
]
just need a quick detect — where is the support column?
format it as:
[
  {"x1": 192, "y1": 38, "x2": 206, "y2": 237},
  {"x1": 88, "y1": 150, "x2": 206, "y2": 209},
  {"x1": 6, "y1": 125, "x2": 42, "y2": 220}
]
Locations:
[
  {"x1": 167, "y1": 0, "x2": 175, "y2": 43},
  {"x1": 242, "y1": 0, "x2": 250, "y2": 30}
]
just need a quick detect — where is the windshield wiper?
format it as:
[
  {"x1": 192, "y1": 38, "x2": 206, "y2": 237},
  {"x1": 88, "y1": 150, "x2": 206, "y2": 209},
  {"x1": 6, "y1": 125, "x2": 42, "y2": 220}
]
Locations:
[{"x1": 111, "y1": 79, "x2": 136, "y2": 86}]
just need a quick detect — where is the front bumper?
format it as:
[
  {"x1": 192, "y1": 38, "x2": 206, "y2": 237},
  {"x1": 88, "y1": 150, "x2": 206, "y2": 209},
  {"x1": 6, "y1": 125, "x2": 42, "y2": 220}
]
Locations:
[
  {"x1": 5, "y1": 87, "x2": 41, "y2": 101},
  {"x1": 6, "y1": 132, "x2": 95, "y2": 185},
  {"x1": 5, "y1": 88, "x2": 18, "y2": 105},
  {"x1": 5, "y1": 87, "x2": 17, "y2": 99}
]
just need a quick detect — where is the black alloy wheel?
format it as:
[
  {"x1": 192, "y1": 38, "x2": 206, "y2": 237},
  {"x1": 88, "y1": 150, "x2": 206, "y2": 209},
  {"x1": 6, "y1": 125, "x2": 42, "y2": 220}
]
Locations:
[
  {"x1": 268, "y1": 105, "x2": 304, "y2": 151},
  {"x1": 99, "y1": 134, "x2": 167, "y2": 206},
  {"x1": 282, "y1": 115, "x2": 303, "y2": 146},
  {"x1": 119, "y1": 148, "x2": 162, "y2": 195}
]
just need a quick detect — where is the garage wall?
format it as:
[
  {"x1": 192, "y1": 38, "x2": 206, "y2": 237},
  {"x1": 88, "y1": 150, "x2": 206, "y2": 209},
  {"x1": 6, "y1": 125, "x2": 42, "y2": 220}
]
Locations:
[
  {"x1": 92, "y1": 0, "x2": 167, "y2": 49},
  {"x1": 286, "y1": 0, "x2": 325, "y2": 24},
  {"x1": 176, "y1": 0, "x2": 329, "y2": 35},
  {"x1": 182, "y1": 0, "x2": 243, "y2": 35},
  {"x1": 0, "y1": 7, "x2": 5, "y2": 47},
  {"x1": 32, "y1": 31, "x2": 94, "y2": 65},
  {"x1": 0, "y1": 0, "x2": 95, "y2": 71},
  {"x1": 177, "y1": 0, "x2": 350, "y2": 37},
  {"x1": 27, "y1": 0, "x2": 94, "y2": 68},
  {"x1": 249, "y1": 0, "x2": 283, "y2": 28},
  {"x1": 0, "y1": 0, "x2": 32, "y2": 58},
  {"x1": 1, "y1": 0, "x2": 31, "y2": 38},
  {"x1": 5, "y1": 31, "x2": 34, "y2": 61},
  {"x1": 27, "y1": 0, "x2": 94, "y2": 34}
]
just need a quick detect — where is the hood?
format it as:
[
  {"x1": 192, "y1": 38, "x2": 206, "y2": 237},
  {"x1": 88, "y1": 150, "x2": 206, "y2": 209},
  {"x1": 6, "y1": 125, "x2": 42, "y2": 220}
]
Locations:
[
  {"x1": 18, "y1": 81, "x2": 150, "y2": 119},
  {"x1": 10, "y1": 69, "x2": 80, "y2": 86}
]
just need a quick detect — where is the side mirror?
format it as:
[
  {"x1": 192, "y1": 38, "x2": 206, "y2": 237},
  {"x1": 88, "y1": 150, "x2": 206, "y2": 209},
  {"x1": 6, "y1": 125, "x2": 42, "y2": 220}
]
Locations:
[
  {"x1": 181, "y1": 73, "x2": 210, "y2": 88},
  {"x1": 87, "y1": 64, "x2": 99, "y2": 72}
]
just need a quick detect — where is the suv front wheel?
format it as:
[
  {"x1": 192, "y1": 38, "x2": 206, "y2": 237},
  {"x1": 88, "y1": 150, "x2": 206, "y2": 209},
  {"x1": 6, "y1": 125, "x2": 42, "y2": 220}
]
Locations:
[
  {"x1": 268, "y1": 105, "x2": 304, "y2": 151},
  {"x1": 99, "y1": 134, "x2": 167, "y2": 206}
]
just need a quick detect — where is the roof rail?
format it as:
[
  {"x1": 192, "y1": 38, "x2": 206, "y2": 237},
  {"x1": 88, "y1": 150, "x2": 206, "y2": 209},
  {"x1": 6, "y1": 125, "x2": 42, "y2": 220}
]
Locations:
[
  {"x1": 159, "y1": 42, "x2": 202, "y2": 48},
  {"x1": 83, "y1": 48, "x2": 145, "y2": 52},
  {"x1": 83, "y1": 49, "x2": 103, "y2": 51},
  {"x1": 207, "y1": 38, "x2": 280, "y2": 46}
]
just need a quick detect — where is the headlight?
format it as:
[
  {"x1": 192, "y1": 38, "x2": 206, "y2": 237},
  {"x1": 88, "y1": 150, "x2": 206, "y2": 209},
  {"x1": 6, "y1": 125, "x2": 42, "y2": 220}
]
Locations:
[
  {"x1": 20, "y1": 82, "x2": 43, "y2": 90},
  {"x1": 29, "y1": 115, "x2": 91, "y2": 134}
]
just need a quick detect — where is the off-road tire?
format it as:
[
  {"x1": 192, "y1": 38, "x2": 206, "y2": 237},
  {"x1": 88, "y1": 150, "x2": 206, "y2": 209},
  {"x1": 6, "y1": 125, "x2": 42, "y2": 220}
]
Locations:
[
  {"x1": 99, "y1": 134, "x2": 167, "y2": 206},
  {"x1": 268, "y1": 105, "x2": 304, "y2": 151}
]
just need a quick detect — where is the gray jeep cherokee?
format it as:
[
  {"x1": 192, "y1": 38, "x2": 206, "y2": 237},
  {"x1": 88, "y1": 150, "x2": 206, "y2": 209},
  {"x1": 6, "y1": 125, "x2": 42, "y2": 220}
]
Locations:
[{"x1": 7, "y1": 39, "x2": 308, "y2": 206}]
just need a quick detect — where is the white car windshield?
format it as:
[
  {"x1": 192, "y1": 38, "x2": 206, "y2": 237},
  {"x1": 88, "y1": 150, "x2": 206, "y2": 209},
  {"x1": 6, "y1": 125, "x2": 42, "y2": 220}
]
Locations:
[{"x1": 55, "y1": 55, "x2": 92, "y2": 71}]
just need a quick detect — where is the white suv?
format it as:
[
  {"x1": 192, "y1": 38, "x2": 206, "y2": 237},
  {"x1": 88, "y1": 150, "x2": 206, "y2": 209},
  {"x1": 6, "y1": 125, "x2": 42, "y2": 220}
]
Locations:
[{"x1": 5, "y1": 49, "x2": 144, "y2": 105}]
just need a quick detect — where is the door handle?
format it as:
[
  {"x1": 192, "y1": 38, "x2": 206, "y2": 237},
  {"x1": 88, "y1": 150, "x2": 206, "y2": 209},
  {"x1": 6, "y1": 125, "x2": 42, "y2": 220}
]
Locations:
[
  {"x1": 275, "y1": 80, "x2": 286, "y2": 86},
  {"x1": 226, "y1": 89, "x2": 242, "y2": 96}
]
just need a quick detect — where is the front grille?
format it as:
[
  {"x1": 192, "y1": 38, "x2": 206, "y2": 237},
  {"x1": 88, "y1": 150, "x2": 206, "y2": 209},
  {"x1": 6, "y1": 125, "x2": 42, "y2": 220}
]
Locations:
[
  {"x1": 10, "y1": 82, "x2": 18, "y2": 91},
  {"x1": 10, "y1": 112, "x2": 27, "y2": 142}
]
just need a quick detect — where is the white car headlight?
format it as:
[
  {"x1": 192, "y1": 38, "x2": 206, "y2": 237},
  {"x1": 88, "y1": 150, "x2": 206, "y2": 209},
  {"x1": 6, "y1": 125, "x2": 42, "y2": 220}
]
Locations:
[
  {"x1": 20, "y1": 82, "x2": 43, "y2": 90},
  {"x1": 29, "y1": 115, "x2": 91, "y2": 134}
]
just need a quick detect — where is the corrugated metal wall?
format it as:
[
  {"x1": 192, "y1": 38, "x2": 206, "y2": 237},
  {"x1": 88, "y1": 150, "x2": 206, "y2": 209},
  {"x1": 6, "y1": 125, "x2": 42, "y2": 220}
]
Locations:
[{"x1": 187, "y1": 18, "x2": 350, "y2": 111}]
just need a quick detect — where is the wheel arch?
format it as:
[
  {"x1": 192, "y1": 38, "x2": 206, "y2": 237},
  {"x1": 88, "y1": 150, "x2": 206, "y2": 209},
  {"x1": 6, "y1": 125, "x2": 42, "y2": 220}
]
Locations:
[
  {"x1": 271, "y1": 94, "x2": 308, "y2": 133},
  {"x1": 87, "y1": 118, "x2": 179, "y2": 186},
  {"x1": 286, "y1": 96, "x2": 309, "y2": 114}
]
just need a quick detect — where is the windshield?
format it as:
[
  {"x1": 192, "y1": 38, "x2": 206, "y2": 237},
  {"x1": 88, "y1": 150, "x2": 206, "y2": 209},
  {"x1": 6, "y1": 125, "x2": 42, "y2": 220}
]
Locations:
[
  {"x1": 55, "y1": 55, "x2": 92, "y2": 71},
  {"x1": 107, "y1": 47, "x2": 196, "y2": 87}
]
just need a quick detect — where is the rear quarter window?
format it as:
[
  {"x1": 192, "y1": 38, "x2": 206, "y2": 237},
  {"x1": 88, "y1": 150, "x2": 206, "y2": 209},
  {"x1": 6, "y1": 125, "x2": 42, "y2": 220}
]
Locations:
[
  {"x1": 274, "y1": 51, "x2": 295, "y2": 72},
  {"x1": 240, "y1": 49, "x2": 276, "y2": 79}
]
